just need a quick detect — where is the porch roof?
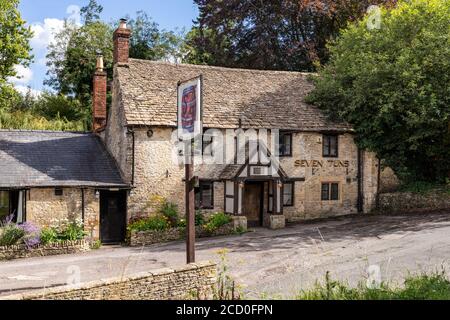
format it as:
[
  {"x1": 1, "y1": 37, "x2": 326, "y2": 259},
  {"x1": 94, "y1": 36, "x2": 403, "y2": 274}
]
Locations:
[{"x1": 0, "y1": 130, "x2": 128, "y2": 189}]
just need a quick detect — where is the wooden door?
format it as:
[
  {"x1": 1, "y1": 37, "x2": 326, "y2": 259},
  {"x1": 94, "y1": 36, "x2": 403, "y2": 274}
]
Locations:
[
  {"x1": 243, "y1": 182, "x2": 263, "y2": 227},
  {"x1": 100, "y1": 191, "x2": 127, "y2": 243}
]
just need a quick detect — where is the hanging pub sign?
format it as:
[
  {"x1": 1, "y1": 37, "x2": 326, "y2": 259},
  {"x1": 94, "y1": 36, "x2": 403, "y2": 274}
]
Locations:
[{"x1": 177, "y1": 75, "x2": 203, "y2": 141}]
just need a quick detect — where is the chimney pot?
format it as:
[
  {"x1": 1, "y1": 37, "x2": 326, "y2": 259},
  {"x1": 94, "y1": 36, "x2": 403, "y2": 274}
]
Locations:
[
  {"x1": 113, "y1": 19, "x2": 131, "y2": 65},
  {"x1": 119, "y1": 18, "x2": 127, "y2": 29},
  {"x1": 96, "y1": 54, "x2": 104, "y2": 72}
]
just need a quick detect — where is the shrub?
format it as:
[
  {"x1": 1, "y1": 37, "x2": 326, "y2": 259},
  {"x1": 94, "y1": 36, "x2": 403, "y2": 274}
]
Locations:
[
  {"x1": 40, "y1": 227, "x2": 58, "y2": 245},
  {"x1": 203, "y1": 212, "x2": 232, "y2": 233},
  {"x1": 58, "y1": 220, "x2": 86, "y2": 241},
  {"x1": 195, "y1": 210, "x2": 205, "y2": 226},
  {"x1": 160, "y1": 201, "x2": 179, "y2": 227},
  {"x1": 18, "y1": 222, "x2": 41, "y2": 248},
  {"x1": 0, "y1": 224, "x2": 25, "y2": 246},
  {"x1": 128, "y1": 215, "x2": 170, "y2": 233},
  {"x1": 178, "y1": 218, "x2": 186, "y2": 228},
  {"x1": 296, "y1": 271, "x2": 450, "y2": 300}
]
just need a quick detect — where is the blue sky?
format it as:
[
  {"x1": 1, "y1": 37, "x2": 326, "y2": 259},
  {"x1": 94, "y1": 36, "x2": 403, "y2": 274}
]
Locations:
[{"x1": 10, "y1": 0, "x2": 198, "y2": 95}]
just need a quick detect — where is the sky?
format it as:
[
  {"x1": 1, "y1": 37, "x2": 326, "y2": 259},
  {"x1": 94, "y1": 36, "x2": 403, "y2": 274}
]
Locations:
[{"x1": 9, "y1": 0, "x2": 199, "y2": 95}]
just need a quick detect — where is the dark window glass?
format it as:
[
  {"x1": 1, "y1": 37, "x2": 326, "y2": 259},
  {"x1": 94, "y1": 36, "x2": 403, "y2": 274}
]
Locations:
[
  {"x1": 321, "y1": 183, "x2": 330, "y2": 201},
  {"x1": 323, "y1": 135, "x2": 338, "y2": 157},
  {"x1": 195, "y1": 181, "x2": 214, "y2": 209},
  {"x1": 283, "y1": 182, "x2": 294, "y2": 206},
  {"x1": 331, "y1": 183, "x2": 339, "y2": 200},
  {"x1": 279, "y1": 132, "x2": 292, "y2": 156},
  {"x1": 0, "y1": 191, "x2": 9, "y2": 221},
  {"x1": 55, "y1": 188, "x2": 63, "y2": 196},
  {"x1": 321, "y1": 183, "x2": 339, "y2": 201}
]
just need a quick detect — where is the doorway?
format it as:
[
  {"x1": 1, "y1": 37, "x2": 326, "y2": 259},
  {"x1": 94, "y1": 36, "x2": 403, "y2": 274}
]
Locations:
[
  {"x1": 243, "y1": 181, "x2": 263, "y2": 227},
  {"x1": 100, "y1": 190, "x2": 127, "y2": 244}
]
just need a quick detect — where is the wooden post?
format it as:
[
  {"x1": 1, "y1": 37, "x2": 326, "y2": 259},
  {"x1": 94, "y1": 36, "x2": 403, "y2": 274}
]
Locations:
[{"x1": 185, "y1": 161, "x2": 195, "y2": 263}]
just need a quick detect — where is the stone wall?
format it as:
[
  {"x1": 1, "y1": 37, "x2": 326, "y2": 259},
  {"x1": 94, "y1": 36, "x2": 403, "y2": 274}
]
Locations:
[
  {"x1": 379, "y1": 191, "x2": 450, "y2": 213},
  {"x1": 3, "y1": 262, "x2": 216, "y2": 300},
  {"x1": 129, "y1": 223, "x2": 236, "y2": 247},
  {"x1": 103, "y1": 69, "x2": 133, "y2": 183},
  {"x1": 26, "y1": 188, "x2": 100, "y2": 239},
  {"x1": 129, "y1": 227, "x2": 183, "y2": 246},
  {"x1": 280, "y1": 133, "x2": 377, "y2": 221},
  {"x1": 0, "y1": 240, "x2": 90, "y2": 261},
  {"x1": 104, "y1": 117, "x2": 380, "y2": 223},
  {"x1": 128, "y1": 127, "x2": 185, "y2": 218}
]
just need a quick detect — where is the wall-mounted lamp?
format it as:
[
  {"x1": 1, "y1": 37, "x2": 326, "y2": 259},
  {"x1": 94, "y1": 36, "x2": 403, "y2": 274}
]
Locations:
[
  {"x1": 147, "y1": 129, "x2": 154, "y2": 138},
  {"x1": 238, "y1": 181, "x2": 245, "y2": 189},
  {"x1": 277, "y1": 181, "x2": 283, "y2": 188},
  {"x1": 95, "y1": 190, "x2": 100, "y2": 199}
]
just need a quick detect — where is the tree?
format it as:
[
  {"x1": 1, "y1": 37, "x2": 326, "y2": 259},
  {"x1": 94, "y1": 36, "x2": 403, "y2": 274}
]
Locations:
[
  {"x1": 0, "y1": 0, "x2": 33, "y2": 107},
  {"x1": 45, "y1": 21, "x2": 113, "y2": 111},
  {"x1": 127, "y1": 11, "x2": 185, "y2": 63},
  {"x1": 80, "y1": 0, "x2": 103, "y2": 25},
  {"x1": 307, "y1": 0, "x2": 450, "y2": 182},
  {"x1": 45, "y1": 10, "x2": 185, "y2": 117},
  {"x1": 187, "y1": 0, "x2": 397, "y2": 71}
]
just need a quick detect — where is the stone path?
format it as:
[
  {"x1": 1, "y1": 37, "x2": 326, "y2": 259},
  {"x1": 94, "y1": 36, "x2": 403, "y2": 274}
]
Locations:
[{"x1": 1, "y1": 211, "x2": 450, "y2": 298}]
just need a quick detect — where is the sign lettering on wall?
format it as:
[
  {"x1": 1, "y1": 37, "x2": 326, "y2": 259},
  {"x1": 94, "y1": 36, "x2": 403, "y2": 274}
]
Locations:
[{"x1": 294, "y1": 160, "x2": 350, "y2": 168}]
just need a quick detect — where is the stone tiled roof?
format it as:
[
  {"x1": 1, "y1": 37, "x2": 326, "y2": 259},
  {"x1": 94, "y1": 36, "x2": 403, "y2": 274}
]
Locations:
[
  {"x1": 116, "y1": 59, "x2": 352, "y2": 131},
  {"x1": 0, "y1": 130, "x2": 128, "y2": 188}
]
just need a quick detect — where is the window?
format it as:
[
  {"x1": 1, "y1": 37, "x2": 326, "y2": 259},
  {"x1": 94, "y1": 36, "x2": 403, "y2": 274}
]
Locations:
[
  {"x1": 279, "y1": 132, "x2": 292, "y2": 156},
  {"x1": 321, "y1": 183, "x2": 339, "y2": 201},
  {"x1": 0, "y1": 191, "x2": 9, "y2": 221},
  {"x1": 195, "y1": 181, "x2": 214, "y2": 209},
  {"x1": 323, "y1": 134, "x2": 338, "y2": 157},
  {"x1": 283, "y1": 182, "x2": 294, "y2": 206},
  {"x1": 55, "y1": 188, "x2": 63, "y2": 196}
]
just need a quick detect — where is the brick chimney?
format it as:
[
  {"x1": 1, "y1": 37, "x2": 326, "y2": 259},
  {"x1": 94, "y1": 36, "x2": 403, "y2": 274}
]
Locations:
[
  {"x1": 113, "y1": 19, "x2": 131, "y2": 65},
  {"x1": 92, "y1": 54, "x2": 107, "y2": 132}
]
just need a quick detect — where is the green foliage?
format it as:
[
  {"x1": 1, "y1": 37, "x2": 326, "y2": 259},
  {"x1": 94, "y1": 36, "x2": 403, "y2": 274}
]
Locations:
[
  {"x1": 399, "y1": 181, "x2": 450, "y2": 195},
  {"x1": 297, "y1": 271, "x2": 450, "y2": 300},
  {"x1": 40, "y1": 227, "x2": 58, "y2": 245},
  {"x1": 188, "y1": 0, "x2": 396, "y2": 70},
  {"x1": 40, "y1": 220, "x2": 86, "y2": 244},
  {"x1": 0, "y1": 223, "x2": 25, "y2": 246},
  {"x1": 203, "y1": 212, "x2": 232, "y2": 233},
  {"x1": 90, "y1": 239, "x2": 102, "y2": 249},
  {"x1": 58, "y1": 221, "x2": 86, "y2": 241},
  {"x1": 127, "y1": 11, "x2": 185, "y2": 63},
  {"x1": 45, "y1": 20, "x2": 113, "y2": 113},
  {"x1": 80, "y1": 0, "x2": 103, "y2": 25},
  {"x1": 195, "y1": 210, "x2": 205, "y2": 226},
  {"x1": 127, "y1": 215, "x2": 170, "y2": 233},
  {"x1": 0, "y1": 0, "x2": 33, "y2": 82},
  {"x1": 159, "y1": 201, "x2": 179, "y2": 227},
  {"x1": 0, "y1": 108, "x2": 84, "y2": 131},
  {"x1": 33, "y1": 93, "x2": 85, "y2": 122},
  {"x1": 307, "y1": 0, "x2": 450, "y2": 182},
  {"x1": 213, "y1": 248, "x2": 241, "y2": 300}
]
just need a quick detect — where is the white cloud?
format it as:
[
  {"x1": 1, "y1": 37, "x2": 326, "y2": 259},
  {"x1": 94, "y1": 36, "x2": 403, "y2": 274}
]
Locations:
[
  {"x1": 14, "y1": 85, "x2": 42, "y2": 97},
  {"x1": 30, "y1": 18, "x2": 65, "y2": 49},
  {"x1": 9, "y1": 65, "x2": 33, "y2": 85}
]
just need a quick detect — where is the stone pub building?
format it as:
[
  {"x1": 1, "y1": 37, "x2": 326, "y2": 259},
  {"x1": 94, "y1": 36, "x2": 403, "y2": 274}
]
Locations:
[{"x1": 0, "y1": 20, "x2": 380, "y2": 243}]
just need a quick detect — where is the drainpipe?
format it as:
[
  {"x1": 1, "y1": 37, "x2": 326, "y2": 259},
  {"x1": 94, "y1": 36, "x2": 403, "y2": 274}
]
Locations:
[
  {"x1": 357, "y1": 148, "x2": 364, "y2": 213},
  {"x1": 81, "y1": 188, "x2": 85, "y2": 222},
  {"x1": 127, "y1": 127, "x2": 135, "y2": 186}
]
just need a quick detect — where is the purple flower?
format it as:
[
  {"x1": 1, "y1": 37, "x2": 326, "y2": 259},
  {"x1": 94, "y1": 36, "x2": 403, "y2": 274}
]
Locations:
[{"x1": 19, "y1": 222, "x2": 41, "y2": 249}]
